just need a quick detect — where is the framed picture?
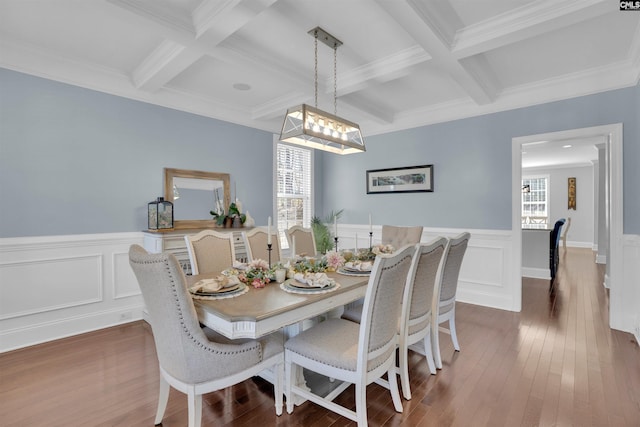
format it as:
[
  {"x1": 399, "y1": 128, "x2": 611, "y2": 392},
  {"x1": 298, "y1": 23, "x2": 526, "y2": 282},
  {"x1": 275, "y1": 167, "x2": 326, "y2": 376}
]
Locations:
[
  {"x1": 568, "y1": 177, "x2": 576, "y2": 210},
  {"x1": 366, "y1": 165, "x2": 433, "y2": 194}
]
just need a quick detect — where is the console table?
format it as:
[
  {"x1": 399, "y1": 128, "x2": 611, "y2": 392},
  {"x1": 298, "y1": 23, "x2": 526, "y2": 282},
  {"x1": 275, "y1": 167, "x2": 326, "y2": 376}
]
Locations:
[{"x1": 142, "y1": 228, "x2": 250, "y2": 275}]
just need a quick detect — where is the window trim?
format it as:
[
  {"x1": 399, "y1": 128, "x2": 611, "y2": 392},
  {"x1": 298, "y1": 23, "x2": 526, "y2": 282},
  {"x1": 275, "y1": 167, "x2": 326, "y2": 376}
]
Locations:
[
  {"x1": 522, "y1": 174, "x2": 550, "y2": 225},
  {"x1": 273, "y1": 137, "x2": 314, "y2": 249}
]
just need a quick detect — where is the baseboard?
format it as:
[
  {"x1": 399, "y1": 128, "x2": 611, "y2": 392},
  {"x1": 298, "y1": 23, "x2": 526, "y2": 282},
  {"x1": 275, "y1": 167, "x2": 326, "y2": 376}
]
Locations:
[
  {"x1": 456, "y1": 289, "x2": 513, "y2": 312},
  {"x1": 567, "y1": 241, "x2": 593, "y2": 249},
  {"x1": 0, "y1": 304, "x2": 145, "y2": 353},
  {"x1": 0, "y1": 232, "x2": 144, "y2": 353},
  {"x1": 522, "y1": 267, "x2": 550, "y2": 280}
]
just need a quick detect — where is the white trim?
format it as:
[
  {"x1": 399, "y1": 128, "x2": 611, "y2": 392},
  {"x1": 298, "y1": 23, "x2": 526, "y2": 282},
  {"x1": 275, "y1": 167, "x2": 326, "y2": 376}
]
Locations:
[
  {"x1": 522, "y1": 267, "x2": 551, "y2": 280},
  {"x1": 0, "y1": 233, "x2": 144, "y2": 352}
]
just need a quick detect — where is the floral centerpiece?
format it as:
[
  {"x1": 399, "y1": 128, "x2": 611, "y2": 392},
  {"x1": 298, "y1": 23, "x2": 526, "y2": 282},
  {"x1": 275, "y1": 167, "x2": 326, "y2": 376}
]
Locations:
[
  {"x1": 224, "y1": 259, "x2": 274, "y2": 288},
  {"x1": 324, "y1": 251, "x2": 345, "y2": 271},
  {"x1": 371, "y1": 243, "x2": 395, "y2": 255},
  {"x1": 340, "y1": 243, "x2": 395, "y2": 272}
]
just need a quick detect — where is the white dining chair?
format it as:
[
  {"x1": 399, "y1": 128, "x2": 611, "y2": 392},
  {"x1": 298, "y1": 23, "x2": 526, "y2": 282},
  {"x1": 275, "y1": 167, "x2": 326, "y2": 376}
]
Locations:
[
  {"x1": 285, "y1": 225, "x2": 317, "y2": 257},
  {"x1": 341, "y1": 238, "x2": 448, "y2": 400},
  {"x1": 432, "y1": 232, "x2": 470, "y2": 369},
  {"x1": 242, "y1": 227, "x2": 282, "y2": 264},
  {"x1": 561, "y1": 216, "x2": 571, "y2": 249},
  {"x1": 128, "y1": 245, "x2": 284, "y2": 427},
  {"x1": 285, "y1": 245, "x2": 416, "y2": 426},
  {"x1": 381, "y1": 225, "x2": 423, "y2": 248},
  {"x1": 398, "y1": 237, "x2": 448, "y2": 398},
  {"x1": 184, "y1": 229, "x2": 236, "y2": 275}
]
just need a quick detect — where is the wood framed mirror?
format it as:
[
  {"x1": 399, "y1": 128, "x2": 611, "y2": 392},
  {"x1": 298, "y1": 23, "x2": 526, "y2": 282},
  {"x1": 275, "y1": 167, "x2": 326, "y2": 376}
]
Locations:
[{"x1": 164, "y1": 167, "x2": 230, "y2": 230}]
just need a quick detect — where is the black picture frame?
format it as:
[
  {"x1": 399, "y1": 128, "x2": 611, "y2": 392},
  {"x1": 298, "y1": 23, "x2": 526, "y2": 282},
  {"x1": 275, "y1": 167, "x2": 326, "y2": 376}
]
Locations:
[{"x1": 366, "y1": 165, "x2": 434, "y2": 194}]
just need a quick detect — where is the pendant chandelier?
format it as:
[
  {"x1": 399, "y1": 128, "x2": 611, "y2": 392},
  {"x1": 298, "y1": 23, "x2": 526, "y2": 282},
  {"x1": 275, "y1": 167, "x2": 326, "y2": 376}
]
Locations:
[{"x1": 279, "y1": 27, "x2": 365, "y2": 155}]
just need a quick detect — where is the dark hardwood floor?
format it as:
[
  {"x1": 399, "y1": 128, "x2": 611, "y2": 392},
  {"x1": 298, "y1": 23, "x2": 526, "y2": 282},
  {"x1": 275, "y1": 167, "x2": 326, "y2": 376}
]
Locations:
[{"x1": 1, "y1": 248, "x2": 638, "y2": 426}]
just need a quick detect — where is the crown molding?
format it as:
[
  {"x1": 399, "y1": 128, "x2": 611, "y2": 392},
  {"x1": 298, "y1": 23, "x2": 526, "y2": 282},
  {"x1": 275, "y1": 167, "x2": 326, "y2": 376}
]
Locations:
[{"x1": 453, "y1": 0, "x2": 611, "y2": 58}]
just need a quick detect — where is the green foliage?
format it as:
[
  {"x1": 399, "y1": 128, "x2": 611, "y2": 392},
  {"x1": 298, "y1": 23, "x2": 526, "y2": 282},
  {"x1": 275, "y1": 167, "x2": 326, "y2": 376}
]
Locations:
[
  {"x1": 311, "y1": 209, "x2": 343, "y2": 254},
  {"x1": 210, "y1": 202, "x2": 246, "y2": 225}
]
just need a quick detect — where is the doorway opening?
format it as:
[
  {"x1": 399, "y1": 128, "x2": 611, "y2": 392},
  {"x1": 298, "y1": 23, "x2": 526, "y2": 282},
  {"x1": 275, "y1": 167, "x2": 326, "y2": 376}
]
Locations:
[{"x1": 511, "y1": 124, "x2": 623, "y2": 330}]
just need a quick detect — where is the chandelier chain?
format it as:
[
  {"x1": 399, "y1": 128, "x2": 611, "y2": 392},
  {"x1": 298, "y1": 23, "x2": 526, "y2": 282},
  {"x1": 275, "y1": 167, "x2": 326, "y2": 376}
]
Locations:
[
  {"x1": 314, "y1": 31, "x2": 318, "y2": 109},
  {"x1": 333, "y1": 43, "x2": 337, "y2": 116}
]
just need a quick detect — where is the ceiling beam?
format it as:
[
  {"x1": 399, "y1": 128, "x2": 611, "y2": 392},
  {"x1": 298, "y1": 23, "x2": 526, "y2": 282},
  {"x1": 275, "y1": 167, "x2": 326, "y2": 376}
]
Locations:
[
  {"x1": 376, "y1": 0, "x2": 496, "y2": 105},
  {"x1": 124, "y1": 0, "x2": 276, "y2": 92},
  {"x1": 452, "y1": 0, "x2": 612, "y2": 58},
  {"x1": 328, "y1": 45, "x2": 431, "y2": 97}
]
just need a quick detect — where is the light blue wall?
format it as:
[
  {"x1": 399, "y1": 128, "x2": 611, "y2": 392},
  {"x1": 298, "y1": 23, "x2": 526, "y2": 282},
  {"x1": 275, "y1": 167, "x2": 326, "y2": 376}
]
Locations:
[
  {"x1": 1, "y1": 69, "x2": 638, "y2": 238},
  {"x1": 319, "y1": 84, "x2": 639, "y2": 234},
  {"x1": 0, "y1": 69, "x2": 274, "y2": 237}
]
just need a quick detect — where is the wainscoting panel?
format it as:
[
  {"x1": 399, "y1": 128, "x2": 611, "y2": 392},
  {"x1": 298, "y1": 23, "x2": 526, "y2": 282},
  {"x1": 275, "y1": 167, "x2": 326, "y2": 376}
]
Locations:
[
  {"x1": 0, "y1": 233, "x2": 144, "y2": 352},
  {"x1": 112, "y1": 251, "x2": 141, "y2": 299},
  {"x1": 622, "y1": 235, "x2": 640, "y2": 339},
  {"x1": 0, "y1": 254, "x2": 103, "y2": 320},
  {"x1": 344, "y1": 225, "x2": 516, "y2": 312},
  {"x1": 2, "y1": 229, "x2": 635, "y2": 351}
]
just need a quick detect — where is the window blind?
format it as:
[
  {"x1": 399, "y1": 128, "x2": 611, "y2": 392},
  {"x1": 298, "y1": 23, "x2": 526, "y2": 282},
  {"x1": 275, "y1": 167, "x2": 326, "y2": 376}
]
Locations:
[{"x1": 276, "y1": 143, "x2": 312, "y2": 248}]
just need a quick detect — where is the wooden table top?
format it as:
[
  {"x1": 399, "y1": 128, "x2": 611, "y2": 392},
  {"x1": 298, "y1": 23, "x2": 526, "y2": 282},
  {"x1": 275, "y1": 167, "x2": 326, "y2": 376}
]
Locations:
[{"x1": 186, "y1": 271, "x2": 369, "y2": 323}]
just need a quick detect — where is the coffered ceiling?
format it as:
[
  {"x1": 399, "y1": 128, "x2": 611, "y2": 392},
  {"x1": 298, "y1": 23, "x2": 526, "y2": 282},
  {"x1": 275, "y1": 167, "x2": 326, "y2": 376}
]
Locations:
[{"x1": 1, "y1": 0, "x2": 639, "y2": 141}]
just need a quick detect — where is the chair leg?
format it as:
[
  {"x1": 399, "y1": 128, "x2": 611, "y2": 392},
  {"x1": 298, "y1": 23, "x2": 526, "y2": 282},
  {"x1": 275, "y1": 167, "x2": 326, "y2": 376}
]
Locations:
[
  {"x1": 399, "y1": 344, "x2": 412, "y2": 400},
  {"x1": 274, "y1": 361, "x2": 284, "y2": 416},
  {"x1": 449, "y1": 312, "x2": 460, "y2": 352},
  {"x1": 187, "y1": 388, "x2": 203, "y2": 427},
  {"x1": 387, "y1": 368, "x2": 404, "y2": 413},
  {"x1": 154, "y1": 374, "x2": 170, "y2": 425},
  {"x1": 285, "y1": 359, "x2": 294, "y2": 414},
  {"x1": 355, "y1": 381, "x2": 368, "y2": 427},
  {"x1": 432, "y1": 323, "x2": 442, "y2": 369},
  {"x1": 424, "y1": 332, "x2": 437, "y2": 375}
]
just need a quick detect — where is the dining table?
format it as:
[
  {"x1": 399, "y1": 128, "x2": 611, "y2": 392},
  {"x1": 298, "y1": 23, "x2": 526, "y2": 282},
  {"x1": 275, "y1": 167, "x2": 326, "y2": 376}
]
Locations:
[{"x1": 186, "y1": 270, "x2": 369, "y2": 340}]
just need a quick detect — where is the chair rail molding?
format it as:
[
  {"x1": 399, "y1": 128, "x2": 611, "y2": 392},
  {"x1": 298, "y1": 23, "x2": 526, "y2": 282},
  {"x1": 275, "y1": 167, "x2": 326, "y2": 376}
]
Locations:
[
  {"x1": 2, "y1": 229, "x2": 637, "y2": 352},
  {"x1": 341, "y1": 225, "x2": 515, "y2": 312},
  {"x1": 0, "y1": 232, "x2": 144, "y2": 352}
]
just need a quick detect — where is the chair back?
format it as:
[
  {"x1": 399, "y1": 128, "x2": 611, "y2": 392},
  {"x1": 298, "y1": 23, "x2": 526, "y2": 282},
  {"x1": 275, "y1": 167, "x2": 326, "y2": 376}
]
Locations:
[
  {"x1": 437, "y1": 232, "x2": 470, "y2": 315},
  {"x1": 402, "y1": 237, "x2": 448, "y2": 339},
  {"x1": 381, "y1": 225, "x2": 423, "y2": 248},
  {"x1": 561, "y1": 217, "x2": 571, "y2": 248},
  {"x1": 242, "y1": 227, "x2": 282, "y2": 263},
  {"x1": 184, "y1": 229, "x2": 236, "y2": 275},
  {"x1": 358, "y1": 244, "x2": 416, "y2": 373},
  {"x1": 549, "y1": 219, "x2": 566, "y2": 279},
  {"x1": 285, "y1": 226, "x2": 317, "y2": 257},
  {"x1": 550, "y1": 218, "x2": 565, "y2": 251},
  {"x1": 128, "y1": 245, "x2": 216, "y2": 383}
]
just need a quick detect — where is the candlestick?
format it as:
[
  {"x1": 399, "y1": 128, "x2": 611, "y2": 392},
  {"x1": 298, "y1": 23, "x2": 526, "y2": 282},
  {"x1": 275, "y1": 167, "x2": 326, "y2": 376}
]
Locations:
[
  {"x1": 291, "y1": 236, "x2": 296, "y2": 259},
  {"x1": 334, "y1": 236, "x2": 339, "y2": 252},
  {"x1": 267, "y1": 243, "x2": 272, "y2": 268},
  {"x1": 267, "y1": 216, "x2": 272, "y2": 244},
  {"x1": 369, "y1": 231, "x2": 373, "y2": 250}
]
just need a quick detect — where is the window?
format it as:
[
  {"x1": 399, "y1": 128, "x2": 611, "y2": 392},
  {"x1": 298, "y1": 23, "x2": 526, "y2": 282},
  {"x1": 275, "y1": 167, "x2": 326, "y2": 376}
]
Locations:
[
  {"x1": 522, "y1": 176, "x2": 548, "y2": 226},
  {"x1": 275, "y1": 142, "x2": 313, "y2": 248}
]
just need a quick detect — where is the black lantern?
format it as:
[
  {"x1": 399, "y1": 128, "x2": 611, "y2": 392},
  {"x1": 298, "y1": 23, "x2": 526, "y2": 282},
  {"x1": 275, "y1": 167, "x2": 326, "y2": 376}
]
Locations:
[{"x1": 148, "y1": 197, "x2": 173, "y2": 230}]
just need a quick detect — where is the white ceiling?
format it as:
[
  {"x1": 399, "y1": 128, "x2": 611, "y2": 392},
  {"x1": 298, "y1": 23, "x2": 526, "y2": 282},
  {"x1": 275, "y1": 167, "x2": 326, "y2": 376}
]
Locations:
[
  {"x1": 1, "y1": 0, "x2": 639, "y2": 166},
  {"x1": 521, "y1": 136, "x2": 603, "y2": 169}
]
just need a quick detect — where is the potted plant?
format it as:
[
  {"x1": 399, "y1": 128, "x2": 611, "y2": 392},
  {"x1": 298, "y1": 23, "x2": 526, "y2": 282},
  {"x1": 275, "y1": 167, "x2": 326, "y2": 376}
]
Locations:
[
  {"x1": 311, "y1": 209, "x2": 343, "y2": 254},
  {"x1": 210, "y1": 202, "x2": 246, "y2": 228}
]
